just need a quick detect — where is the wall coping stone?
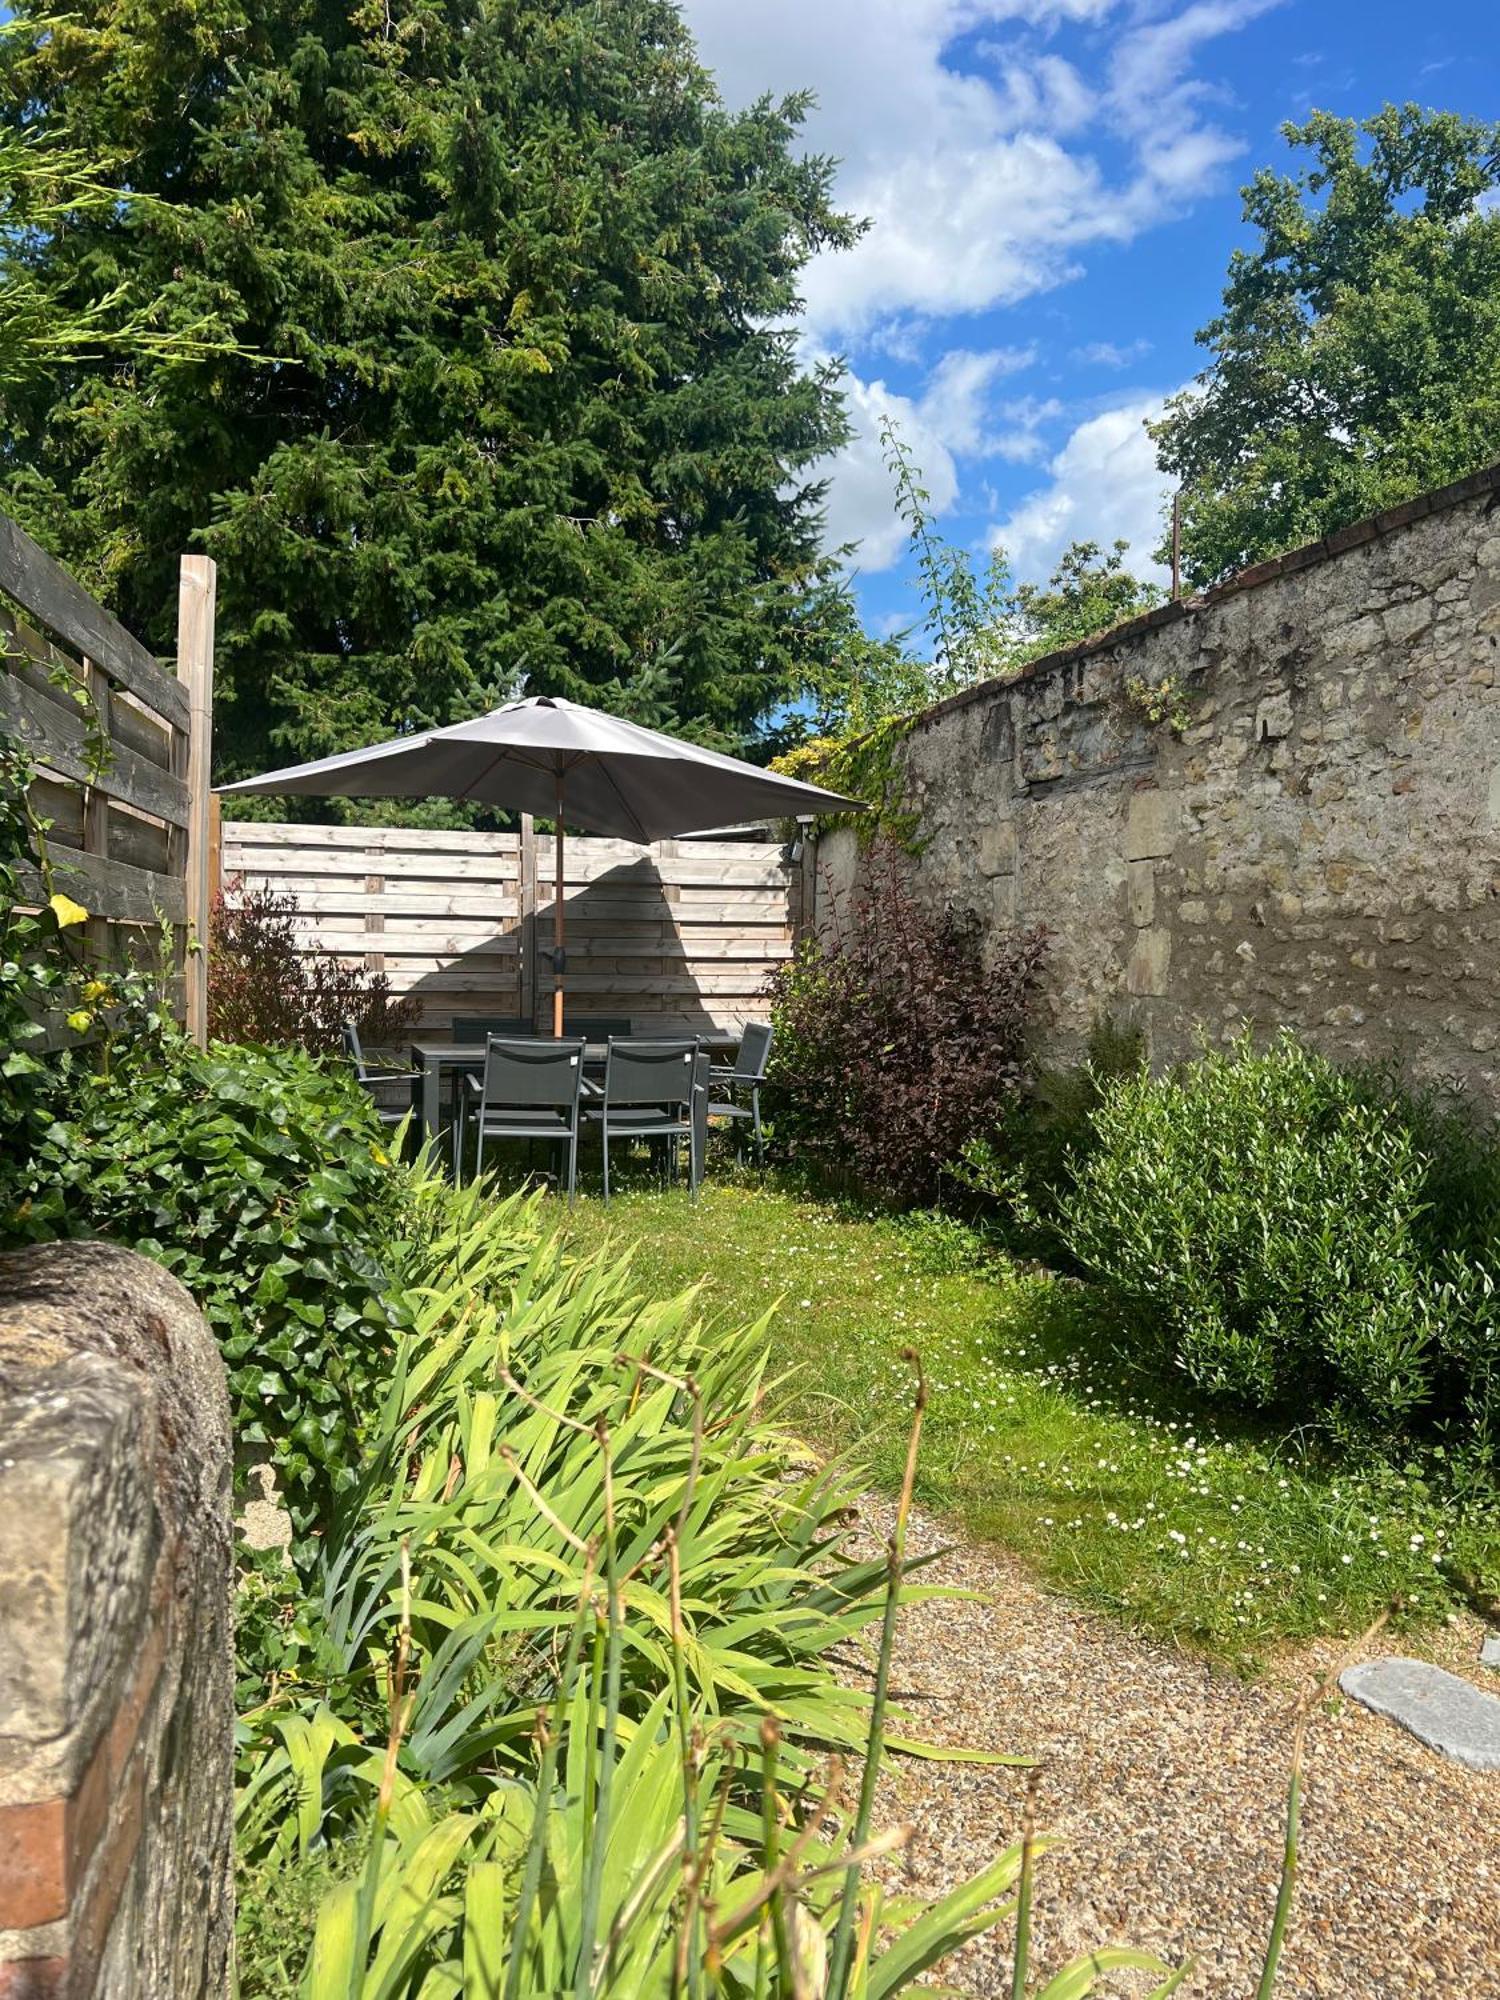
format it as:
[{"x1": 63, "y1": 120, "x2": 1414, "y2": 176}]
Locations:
[{"x1": 911, "y1": 457, "x2": 1500, "y2": 735}]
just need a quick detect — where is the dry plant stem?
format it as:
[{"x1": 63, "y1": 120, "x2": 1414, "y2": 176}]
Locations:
[
  {"x1": 757, "y1": 1719, "x2": 789, "y2": 1994},
  {"x1": 667, "y1": 1529, "x2": 705, "y2": 2000},
  {"x1": 502, "y1": 1551, "x2": 600, "y2": 2000},
  {"x1": 500, "y1": 1366, "x2": 596, "y2": 1437},
  {"x1": 825, "y1": 1350, "x2": 928, "y2": 1995},
  {"x1": 708, "y1": 1759, "x2": 852, "y2": 1956},
  {"x1": 349, "y1": 1539, "x2": 413, "y2": 1999},
  {"x1": 497, "y1": 1443, "x2": 591, "y2": 1553},
  {"x1": 574, "y1": 1425, "x2": 623, "y2": 2000},
  {"x1": 1010, "y1": 1767, "x2": 1042, "y2": 2000},
  {"x1": 1255, "y1": 1607, "x2": 1392, "y2": 2000}
]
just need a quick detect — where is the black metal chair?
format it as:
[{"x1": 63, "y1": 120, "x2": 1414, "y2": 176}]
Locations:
[
  {"x1": 452, "y1": 1016, "x2": 532, "y2": 1043},
  {"x1": 461, "y1": 1036, "x2": 586, "y2": 1198},
  {"x1": 341, "y1": 1020, "x2": 411, "y2": 1131},
  {"x1": 588, "y1": 1037, "x2": 698, "y2": 1202},
  {"x1": 708, "y1": 1021, "x2": 772, "y2": 1162}
]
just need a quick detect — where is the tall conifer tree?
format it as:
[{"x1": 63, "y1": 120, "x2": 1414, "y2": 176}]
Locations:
[{"x1": 0, "y1": 0, "x2": 856, "y2": 781}]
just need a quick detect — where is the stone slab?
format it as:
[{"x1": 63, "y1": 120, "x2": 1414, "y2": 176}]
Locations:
[
  {"x1": 1482, "y1": 1634, "x2": 1500, "y2": 1670},
  {"x1": 1340, "y1": 1657, "x2": 1500, "y2": 1772}
]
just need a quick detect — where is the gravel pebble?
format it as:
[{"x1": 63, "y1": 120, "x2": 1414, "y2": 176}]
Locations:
[{"x1": 852, "y1": 1495, "x2": 1499, "y2": 1998}]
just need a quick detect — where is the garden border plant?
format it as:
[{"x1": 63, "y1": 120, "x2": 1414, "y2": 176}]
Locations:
[{"x1": 764, "y1": 839, "x2": 1049, "y2": 1208}]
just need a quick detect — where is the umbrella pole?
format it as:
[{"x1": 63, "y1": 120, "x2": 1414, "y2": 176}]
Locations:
[{"x1": 552, "y1": 773, "x2": 565, "y2": 1037}]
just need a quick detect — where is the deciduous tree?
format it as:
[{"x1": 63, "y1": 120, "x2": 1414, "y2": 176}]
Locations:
[{"x1": 1152, "y1": 105, "x2": 1500, "y2": 587}]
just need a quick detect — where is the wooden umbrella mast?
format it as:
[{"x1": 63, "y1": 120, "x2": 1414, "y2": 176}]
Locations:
[{"x1": 553, "y1": 771, "x2": 566, "y2": 1036}]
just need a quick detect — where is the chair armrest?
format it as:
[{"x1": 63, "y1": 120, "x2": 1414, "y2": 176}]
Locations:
[{"x1": 708, "y1": 1065, "x2": 738, "y2": 1083}]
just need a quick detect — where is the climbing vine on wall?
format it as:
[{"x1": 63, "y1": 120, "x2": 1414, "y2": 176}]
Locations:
[{"x1": 772, "y1": 712, "x2": 924, "y2": 850}]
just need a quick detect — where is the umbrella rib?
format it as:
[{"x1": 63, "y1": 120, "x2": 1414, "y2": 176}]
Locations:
[
  {"x1": 453, "y1": 742, "x2": 578, "y2": 806},
  {"x1": 591, "y1": 754, "x2": 651, "y2": 844}
]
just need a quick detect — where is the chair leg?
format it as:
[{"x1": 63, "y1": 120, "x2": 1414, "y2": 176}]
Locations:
[
  {"x1": 567, "y1": 1129, "x2": 578, "y2": 1205},
  {"x1": 475, "y1": 1125, "x2": 485, "y2": 1184},
  {"x1": 602, "y1": 1125, "x2": 610, "y2": 1205},
  {"x1": 752, "y1": 1086, "x2": 764, "y2": 1165}
]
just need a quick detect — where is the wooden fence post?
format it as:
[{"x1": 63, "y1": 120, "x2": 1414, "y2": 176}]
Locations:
[
  {"x1": 208, "y1": 792, "x2": 222, "y2": 907},
  {"x1": 176, "y1": 555, "x2": 216, "y2": 1046}
]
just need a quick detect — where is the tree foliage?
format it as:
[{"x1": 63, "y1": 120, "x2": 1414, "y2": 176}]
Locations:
[
  {"x1": 1152, "y1": 104, "x2": 1500, "y2": 587},
  {"x1": 0, "y1": 126, "x2": 243, "y2": 402},
  {"x1": 0, "y1": 0, "x2": 857, "y2": 783},
  {"x1": 1006, "y1": 539, "x2": 1161, "y2": 664}
]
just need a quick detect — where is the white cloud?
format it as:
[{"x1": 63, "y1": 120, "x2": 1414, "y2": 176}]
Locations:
[
  {"x1": 817, "y1": 344, "x2": 1059, "y2": 568},
  {"x1": 682, "y1": 0, "x2": 1278, "y2": 340},
  {"x1": 818, "y1": 370, "x2": 955, "y2": 571},
  {"x1": 990, "y1": 395, "x2": 1176, "y2": 584},
  {"x1": 1072, "y1": 337, "x2": 1154, "y2": 368},
  {"x1": 918, "y1": 346, "x2": 1037, "y2": 454}
]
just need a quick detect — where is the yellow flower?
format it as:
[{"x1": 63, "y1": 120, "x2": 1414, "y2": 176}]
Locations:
[
  {"x1": 370, "y1": 1144, "x2": 391, "y2": 1167},
  {"x1": 65, "y1": 1009, "x2": 93, "y2": 1034},
  {"x1": 48, "y1": 893, "x2": 89, "y2": 929},
  {"x1": 81, "y1": 979, "x2": 113, "y2": 1004}
]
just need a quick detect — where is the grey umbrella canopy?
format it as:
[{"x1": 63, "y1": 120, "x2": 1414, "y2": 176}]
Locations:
[{"x1": 220, "y1": 696, "x2": 862, "y2": 1033}]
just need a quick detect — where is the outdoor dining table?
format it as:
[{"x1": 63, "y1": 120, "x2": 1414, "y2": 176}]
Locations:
[{"x1": 409, "y1": 1034, "x2": 740, "y2": 1143}]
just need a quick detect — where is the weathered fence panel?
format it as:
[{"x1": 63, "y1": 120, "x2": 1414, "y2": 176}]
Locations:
[
  {"x1": 221, "y1": 820, "x2": 797, "y2": 1035},
  {"x1": 0, "y1": 513, "x2": 215, "y2": 1044}
]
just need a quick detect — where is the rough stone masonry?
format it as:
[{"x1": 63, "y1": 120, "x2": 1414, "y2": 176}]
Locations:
[
  {"x1": 817, "y1": 463, "x2": 1500, "y2": 1098},
  {"x1": 0, "y1": 1242, "x2": 233, "y2": 1999}
]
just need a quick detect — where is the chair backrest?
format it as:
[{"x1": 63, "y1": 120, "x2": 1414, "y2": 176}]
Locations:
[
  {"x1": 341, "y1": 1019, "x2": 367, "y2": 1080},
  {"x1": 734, "y1": 1021, "x2": 773, "y2": 1083},
  {"x1": 453, "y1": 1016, "x2": 531, "y2": 1044},
  {"x1": 603, "y1": 1037, "x2": 698, "y2": 1109},
  {"x1": 481, "y1": 1036, "x2": 586, "y2": 1112},
  {"x1": 568, "y1": 1015, "x2": 634, "y2": 1041}
]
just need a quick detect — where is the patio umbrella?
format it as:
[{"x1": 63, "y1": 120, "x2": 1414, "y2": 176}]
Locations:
[{"x1": 219, "y1": 695, "x2": 862, "y2": 1033}]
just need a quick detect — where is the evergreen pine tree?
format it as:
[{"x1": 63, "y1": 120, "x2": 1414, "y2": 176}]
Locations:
[{"x1": 0, "y1": 0, "x2": 857, "y2": 784}]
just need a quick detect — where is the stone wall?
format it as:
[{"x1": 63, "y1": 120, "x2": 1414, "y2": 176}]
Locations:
[
  {"x1": 816, "y1": 464, "x2": 1500, "y2": 1100},
  {"x1": 0, "y1": 1243, "x2": 234, "y2": 1998}
]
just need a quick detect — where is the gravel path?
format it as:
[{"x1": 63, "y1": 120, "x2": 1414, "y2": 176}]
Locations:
[{"x1": 857, "y1": 1496, "x2": 1499, "y2": 1998}]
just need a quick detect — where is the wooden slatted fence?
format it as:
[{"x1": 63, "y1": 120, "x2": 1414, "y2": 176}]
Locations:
[
  {"x1": 0, "y1": 512, "x2": 215, "y2": 1043},
  {"x1": 221, "y1": 820, "x2": 799, "y2": 1036}
]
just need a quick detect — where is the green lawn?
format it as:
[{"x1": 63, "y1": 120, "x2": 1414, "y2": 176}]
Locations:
[{"x1": 552, "y1": 1176, "x2": 1495, "y2": 1668}]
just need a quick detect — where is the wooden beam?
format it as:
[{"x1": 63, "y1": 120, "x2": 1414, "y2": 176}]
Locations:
[
  {"x1": 17, "y1": 849, "x2": 188, "y2": 925},
  {"x1": 0, "y1": 672, "x2": 192, "y2": 825},
  {"x1": 0, "y1": 513, "x2": 189, "y2": 731}
]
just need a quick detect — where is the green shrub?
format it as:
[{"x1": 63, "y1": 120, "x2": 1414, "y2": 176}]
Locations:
[
  {"x1": 1056, "y1": 1032, "x2": 1498, "y2": 1444},
  {"x1": 1, "y1": 1034, "x2": 409, "y2": 1545},
  {"x1": 955, "y1": 1017, "x2": 1146, "y2": 1261}
]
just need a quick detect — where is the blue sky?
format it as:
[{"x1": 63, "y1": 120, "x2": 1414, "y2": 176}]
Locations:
[{"x1": 679, "y1": 0, "x2": 1499, "y2": 640}]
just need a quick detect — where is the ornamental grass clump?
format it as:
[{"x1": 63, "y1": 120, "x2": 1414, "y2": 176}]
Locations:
[{"x1": 237, "y1": 1180, "x2": 1188, "y2": 1999}]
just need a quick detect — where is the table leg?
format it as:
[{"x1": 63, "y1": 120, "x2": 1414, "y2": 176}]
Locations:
[{"x1": 420, "y1": 1054, "x2": 441, "y2": 1140}]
